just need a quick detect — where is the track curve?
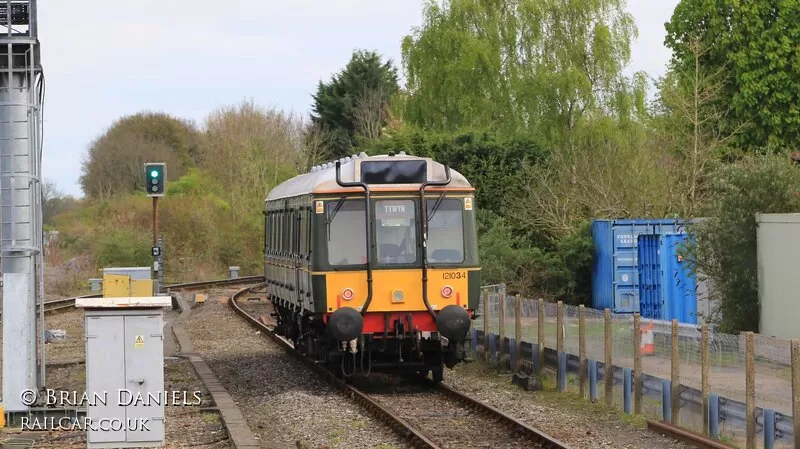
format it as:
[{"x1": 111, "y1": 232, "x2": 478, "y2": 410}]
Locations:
[
  {"x1": 0, "y1": 275, "x2": 266, "y2": 318},
  {"x1": 229, "y1": 283, "x2": 572, "y2": 449}
]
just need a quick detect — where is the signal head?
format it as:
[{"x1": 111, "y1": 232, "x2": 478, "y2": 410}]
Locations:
[{"x1": 144, "y1": 163, "x2": 166, "y2": 197}]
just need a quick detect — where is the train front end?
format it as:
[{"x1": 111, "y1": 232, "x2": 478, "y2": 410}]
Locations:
[{"x1": 312, "y1": 154, "x2": 480, "y2": 380}]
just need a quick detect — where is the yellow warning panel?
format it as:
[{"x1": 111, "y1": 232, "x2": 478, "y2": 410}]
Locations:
[
  {"x1": 134, "y1": 335, "x2": 144, "y2": 348},
  {"x1": 194, "y1": 293, "x2": 206, "y2": 304},
  {"x1": 0, "y1": 403, "x2": 4, "y2": 426}
]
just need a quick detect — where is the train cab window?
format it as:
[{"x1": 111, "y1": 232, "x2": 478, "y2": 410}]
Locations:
[
  {"x1": 327, "y1": 200, "x2": 367, "y2": 266},
  {"x1": 375, "y1": 199, "x2": 417, "y2": 265},
  {"x1": 426, "y1": 197, "x2": 464, "y2": 264}
]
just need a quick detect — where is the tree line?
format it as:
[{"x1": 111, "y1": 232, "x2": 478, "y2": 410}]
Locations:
[{"x1": 58, "y1": 0, "x2": 800, "y2": 333}]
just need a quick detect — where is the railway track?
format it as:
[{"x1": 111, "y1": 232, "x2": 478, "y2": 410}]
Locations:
[
  {"x1": 229, "y1": 283, "x2": 571, "y2": 449},
  {"x1": 0, "y1": 275, "x2": 265, "y2": 318}
]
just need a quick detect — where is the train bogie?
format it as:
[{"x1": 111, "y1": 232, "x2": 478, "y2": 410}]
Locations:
[{"x1": 264, "y1": 153, "x2": 480, "y2": 379}]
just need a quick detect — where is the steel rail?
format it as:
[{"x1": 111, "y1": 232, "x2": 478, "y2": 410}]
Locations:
[
  {"x1": 646, "y1": 420, "x2": 737, "y2": 449},
  {"x1": 229, "y1": 283, "x2": 571, "y2": 449},
  {"x1": 0, "y1": 275, "x2": 266, "y2": 318}
]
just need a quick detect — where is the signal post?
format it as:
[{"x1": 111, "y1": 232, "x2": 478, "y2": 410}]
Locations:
[{"x1": 145, "y1": 163, "x2": 166, "y2": 292}]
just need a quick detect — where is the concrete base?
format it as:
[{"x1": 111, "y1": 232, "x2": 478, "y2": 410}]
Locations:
[{"x1": 512, "y1": 372, "x2": 543, "y2": 391}]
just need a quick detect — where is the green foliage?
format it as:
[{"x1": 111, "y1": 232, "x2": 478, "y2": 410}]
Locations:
[
  {"x1": 79, "y1": 112, "x2": 200, "y2": 199},
  {"x1": 370, "y1": 130, "x2": 547, "y2": 216},
  {"x1": 400, "y1": 0, "x2": 645, "y2": 147},
  {"x1": 95, "y1": 229, "x2": 152, "y2": 268},
  {"x1": 311, "y1": 50, "x2": 400, "y2": 158},
  {"x1": 684, "y1": 153, "x2": 800, "y2": 332},
  {"x1": 477, "y1": 212, "x2": 593, "y2": 304},
  {"x1": 166, "y1": 168, "x2": 229, "y2": 209},
  {"x1": 664, "y1": 0, "x2": 800, "y2": 152}
]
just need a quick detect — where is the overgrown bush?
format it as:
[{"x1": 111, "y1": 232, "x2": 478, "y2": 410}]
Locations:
[{"x1": 684, "y1": 153, "x2": 800, "y2": 332}]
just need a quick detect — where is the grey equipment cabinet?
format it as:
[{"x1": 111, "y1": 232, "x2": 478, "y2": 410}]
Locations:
[{"x1": 76, "y1": 296, "x2": 172, "y2": 448}]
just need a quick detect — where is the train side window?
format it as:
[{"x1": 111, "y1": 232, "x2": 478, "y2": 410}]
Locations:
[
  {"x1": 279, "y1": 210, "x2": 285, "y2": 255},
  {"x1": 306, "y1": 207, "x2": 312, "y2": 258},
  {"x1": 271, "y1": 212, "x2": 275, "y2": 254},
  {"x1": 283, "y1": 209, "x2": 289, "y2": 255},
  {"x1": 299, "y1": 208, "x2": 305, "y2": 256},
  {"x1": 426, "y1": 198, "x2": 464, "y2": 264},
  {"x1": 326, "y1": 200, "x2": 366, "y2": 266}
]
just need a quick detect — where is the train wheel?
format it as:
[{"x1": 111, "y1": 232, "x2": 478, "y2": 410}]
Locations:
[{"x1": 431, "y1": 367, "x2": 443, "y2": 383}]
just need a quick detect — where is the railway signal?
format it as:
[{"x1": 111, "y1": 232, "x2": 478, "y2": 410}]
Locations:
[
  {"x1": 145, "y1": 162, "x2": 166, "y2": 293},
  {"x1": 145, "y1": 162, "x2": 166, "y2": 197}
]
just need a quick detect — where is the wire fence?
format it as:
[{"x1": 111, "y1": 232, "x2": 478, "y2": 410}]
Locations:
[{"x1": 475, "y1": 284, "x2": 797, "y2": 449}]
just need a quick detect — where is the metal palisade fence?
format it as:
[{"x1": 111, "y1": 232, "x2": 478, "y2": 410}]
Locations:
[{"x1": 473, "y1": 284, "x2": 799, "y2": 449}]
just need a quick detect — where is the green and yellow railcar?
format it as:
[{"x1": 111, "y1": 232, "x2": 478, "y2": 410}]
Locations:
[{"x1": 263, "y1": 152, "x2": 480, "y2": 381}]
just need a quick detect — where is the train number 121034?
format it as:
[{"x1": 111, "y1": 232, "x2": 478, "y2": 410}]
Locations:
[{"x1": 442, "y1": 271, "x2": 466, "y2": 280}]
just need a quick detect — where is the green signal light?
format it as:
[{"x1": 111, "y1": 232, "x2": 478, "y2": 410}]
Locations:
[{"x1": 150, "y1": 170, "x2": 159, "y2": 178}]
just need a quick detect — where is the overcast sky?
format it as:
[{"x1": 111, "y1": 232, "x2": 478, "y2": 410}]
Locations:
[{"x1": 37, "y1": 0, "x2": 679, "y2": 198}]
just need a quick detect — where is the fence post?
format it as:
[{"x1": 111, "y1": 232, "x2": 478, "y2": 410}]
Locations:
[
  {"x1": 746, "y1": 331, "x2": 755, "y2": 449},
  {"x1": 589, "y1": 359, "x2": 598, "y2": 402},
  {"x1": 482, "y1": 290, "x2": 489, "y2": 356},
  {"x1": 764, "y1": 408, "x2": 775, "y2": 449},
  {"x1": 515, "y1": 294, "x2": 521, "y2": 372},
  {"x1": 604, "y1": 308, "x2": 612, "y2": 405},
  {"x1": 701, "y1": 323, "x2": 710, "y2": 435},
  {"x1": 709, "y1": 392, "x2": 720, "y2": 438},
  {"x1": 556, "y1": 301, "x2": 565, "y2": 391},
  {"x1": 499, "y1": 286, "x2": 506, "y2": 359},
  {"x1": 792, "y1": 339, "x2": 800, "y2": 449},
  {"x1": 557, "y1": 301, "x2": 564, "y2": 354},
  {"x1": 537, "y1": 298, "x2": 545, "y2": 374},
  {"x1": 633, "y1": 313, "x2": 641, "y2": 414},
  {"x1": 623, "y1": 367, "x2": 632, "y2": 413},
  {"x1": 579, "y1": 305, "x2": 587, "y2": 399},
  {"x1": 671, "y1": 319, "x2": 680, "y2": 425}
]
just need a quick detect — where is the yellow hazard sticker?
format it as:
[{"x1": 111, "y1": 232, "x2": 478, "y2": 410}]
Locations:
[
  {"x1": 315, "y1": 201, "x2": 324, "y2": 214},
  {"x1": 134, "y1": 335, "x2": 144, "y2": 348},
  {"x1": 464, "y1": 197, "x2": 473, "y2": 210}
]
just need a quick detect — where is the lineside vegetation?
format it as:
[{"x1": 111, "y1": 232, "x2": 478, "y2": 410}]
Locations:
[{"x1": 46, "y1": 0, "x2": 800, "y2": 333}]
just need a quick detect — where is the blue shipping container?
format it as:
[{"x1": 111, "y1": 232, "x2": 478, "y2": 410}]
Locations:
[
  {"x1": 591, "y1": 219, "x2": 695, "y2": 320},
  {"x1": 637, "y1": 233, "x2": 698, "y2": 324}
]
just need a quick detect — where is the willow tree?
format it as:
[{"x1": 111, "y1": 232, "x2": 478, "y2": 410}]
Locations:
[{"x1": 400, "y1": 0, "x2": 646, "y2": 147}]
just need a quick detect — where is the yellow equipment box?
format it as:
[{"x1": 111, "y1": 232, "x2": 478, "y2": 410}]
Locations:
[
  {"x1": 103, "y1": 274, "x2": 131, "y2": 297},
  {"x1": 131, "y1": 279, "x2": 155, "y2": 297},
  {"x1": 103, "y1": 274, "x2": 154, "y2": 297}
]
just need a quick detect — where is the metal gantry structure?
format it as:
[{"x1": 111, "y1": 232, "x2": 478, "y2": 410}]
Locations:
[{"x1": 0, "y1": 0, "x2": 45, "y2": 413}]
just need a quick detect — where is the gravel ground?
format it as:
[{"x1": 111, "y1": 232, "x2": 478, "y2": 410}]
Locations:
[
  {"x1": 181, "y1": 289, "x2": 409, "y2": 449},
  {"x1": 442, "y1": 361, "x2": 690, "y2": 449},
  {"x1": 2, "y1": 358, "x2": 233, "y2": 448}
]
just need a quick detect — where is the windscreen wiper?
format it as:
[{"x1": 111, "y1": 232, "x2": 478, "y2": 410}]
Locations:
[
  {"x1": 326, "y1": 196, "x2": 346, "y2": 240},
  {"x1": 427, "y1": 193, "x2": 446, "y2": 222}
]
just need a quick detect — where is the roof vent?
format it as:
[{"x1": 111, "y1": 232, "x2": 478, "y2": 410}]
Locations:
[
  {"x1": 359, "y1": 152, "x2": 367, "y2": 158},
  {"x1": 398, "y1": 151, "x2": 406, "y2": 156},
  {"x1": 345, "y1": 156, "x2": 351, "y2": 162}
]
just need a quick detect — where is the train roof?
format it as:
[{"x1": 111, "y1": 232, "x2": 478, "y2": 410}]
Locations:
[{"x1": 265, "y1": 152, "x2": 473, "y2": 201}]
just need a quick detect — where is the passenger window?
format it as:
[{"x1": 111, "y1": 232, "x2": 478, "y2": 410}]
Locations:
[
  {"x1": 426, "y1": 198, "x2": 464, "y2": 263},
  {"x1": 327, "y1": 200, "x2": 367, "y2": 266}
]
